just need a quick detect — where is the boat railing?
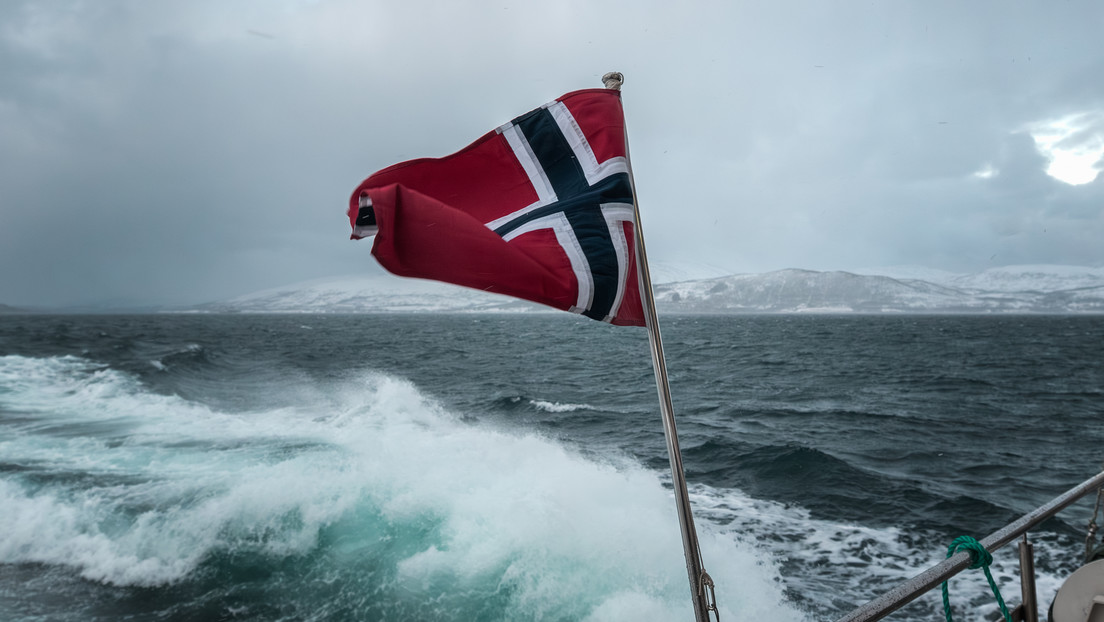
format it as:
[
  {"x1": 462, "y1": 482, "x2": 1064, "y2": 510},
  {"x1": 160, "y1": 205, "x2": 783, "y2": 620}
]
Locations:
[{"x1": 834, "y1": 469, "x2": 1104, "y2": 622}]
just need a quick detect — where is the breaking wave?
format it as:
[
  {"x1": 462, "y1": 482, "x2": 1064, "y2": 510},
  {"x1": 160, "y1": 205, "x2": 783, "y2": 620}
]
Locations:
[
  {"x1": 0, "y1": 354, "x2": 802, "y2": 621},
  {"x1": 529, "y1": 399, "x2": 597, "y2": 413}
]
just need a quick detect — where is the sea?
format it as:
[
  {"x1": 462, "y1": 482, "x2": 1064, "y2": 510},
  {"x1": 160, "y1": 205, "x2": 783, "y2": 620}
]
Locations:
[{"x1": 1, "y1": 313, "x2": 1102, "y2": 621}]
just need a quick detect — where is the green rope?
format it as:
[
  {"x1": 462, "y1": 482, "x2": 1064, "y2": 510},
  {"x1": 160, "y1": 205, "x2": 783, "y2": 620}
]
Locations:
[{"x1": 941, "y1": 535, "x2": 1011, "y2": 622}]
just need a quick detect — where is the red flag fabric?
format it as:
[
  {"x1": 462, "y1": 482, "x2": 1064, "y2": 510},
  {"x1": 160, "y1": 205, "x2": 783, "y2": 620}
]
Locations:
[{"x1": 347, "y1": 88, "x2": 645, "y2": 326}]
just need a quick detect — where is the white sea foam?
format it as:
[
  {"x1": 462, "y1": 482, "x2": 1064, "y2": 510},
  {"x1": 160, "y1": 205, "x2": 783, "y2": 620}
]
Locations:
[
  {"x1": 0, "y1": 354, "x2": 803, "y2": 620},
  {"x1": 689, "y1": 480, "x2": 1076, "y2": 618},
  {"x1": 528, "y1": 399, "x2": 596, "y2": 413}
]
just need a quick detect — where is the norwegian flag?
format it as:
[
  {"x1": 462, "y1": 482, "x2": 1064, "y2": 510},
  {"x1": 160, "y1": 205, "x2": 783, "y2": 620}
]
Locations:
[{"x1": 347, "y1": 88, "x2": 645, "y2": 326}]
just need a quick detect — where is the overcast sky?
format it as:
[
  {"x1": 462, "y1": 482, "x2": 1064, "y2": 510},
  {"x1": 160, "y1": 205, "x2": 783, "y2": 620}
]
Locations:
[{"x1": 2, "y1": 1, "x2": 1103, "y2": 307}]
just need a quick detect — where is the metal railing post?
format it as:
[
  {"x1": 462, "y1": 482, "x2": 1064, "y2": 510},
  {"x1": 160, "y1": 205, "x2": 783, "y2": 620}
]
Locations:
[{"x1": 1019, "y1": 534, "x2": 1038, "y2": 622}]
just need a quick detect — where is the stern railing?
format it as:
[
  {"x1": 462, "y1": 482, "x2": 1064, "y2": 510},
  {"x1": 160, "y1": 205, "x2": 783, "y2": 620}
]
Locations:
[{"x1": 835, "y1": 470, "x2": 1104, "y2": 622}]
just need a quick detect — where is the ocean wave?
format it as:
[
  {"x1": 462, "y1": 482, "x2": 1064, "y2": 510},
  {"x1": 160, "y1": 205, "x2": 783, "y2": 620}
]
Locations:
[
  {"x1": 0, "y1": 357, "x2": 801, "y2": 620},
  {"x1": 148, "y1": 343, "x2": 207, "y2": 372},
  {"x1": 0, "y1": 354, "x2": 129, "y2": 415},
  {"x1": 528, "y1": 399, "x2": 597, "y2": 413},
  {"x1": 492, "y1": 395, "x2": 600, "y2": 414}
]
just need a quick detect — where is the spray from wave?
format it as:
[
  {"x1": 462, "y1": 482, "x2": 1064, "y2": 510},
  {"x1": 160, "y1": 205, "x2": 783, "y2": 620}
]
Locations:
[{"x1": 0, "y1": 354, "x2": 803, "y2": 621}]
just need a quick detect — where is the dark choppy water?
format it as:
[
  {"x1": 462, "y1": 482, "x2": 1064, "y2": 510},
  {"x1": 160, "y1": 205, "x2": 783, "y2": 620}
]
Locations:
[{"x1": 1, "y1": 313, "x2": 1102, "y2": 621}]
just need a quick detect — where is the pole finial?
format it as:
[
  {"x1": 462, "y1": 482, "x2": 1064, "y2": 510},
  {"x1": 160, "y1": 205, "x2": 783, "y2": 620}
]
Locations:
[{"x1": 602, "y1": 72, "x2": 624, "y2": 90}]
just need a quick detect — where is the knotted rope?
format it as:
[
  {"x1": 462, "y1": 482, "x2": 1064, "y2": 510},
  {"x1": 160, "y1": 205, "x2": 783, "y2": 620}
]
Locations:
[
  {"x1": 602, "y1": 71, "x2": 624, "y2": 90},
  {"x1": 941, "y1": 535, "x2": 1011, "y2": 622}
]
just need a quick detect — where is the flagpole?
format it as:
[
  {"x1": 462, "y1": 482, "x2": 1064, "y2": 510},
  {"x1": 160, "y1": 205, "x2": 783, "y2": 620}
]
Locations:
[{"x1": 604, "y1": 72, "x2": 716, "y2": 622}]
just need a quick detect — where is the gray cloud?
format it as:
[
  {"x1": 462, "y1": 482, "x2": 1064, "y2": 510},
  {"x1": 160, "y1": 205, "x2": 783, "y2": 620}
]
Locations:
[{"x1": 1, "y1": 0, "x2": 1102, "y2": 307}]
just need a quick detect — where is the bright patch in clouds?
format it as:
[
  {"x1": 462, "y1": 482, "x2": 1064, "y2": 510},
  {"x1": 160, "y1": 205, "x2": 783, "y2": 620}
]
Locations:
[
  {"x1": 973, "y1": 164, "x2": 998, "y2": 179},
  {"x1": 1027, "y1": 112, "x2": 1104, "y2": 185}
]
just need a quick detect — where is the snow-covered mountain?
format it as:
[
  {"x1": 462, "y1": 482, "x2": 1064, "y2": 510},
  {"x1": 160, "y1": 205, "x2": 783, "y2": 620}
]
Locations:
[
  {"x1": 947, "y1": 265, "x2": 1104, "y2": 293},
  {"x1": 197, "y1": 274, "x2": 540, "y2": 314},
  {"x1": 655, "y1": 267, "x2": 1104, "y2": 313},
  {"x1": 855, "y1": 264, "x2": 1104, "y2": 292},
  {"x1": 197, "y1": 265, "x2": 1104, "y2": 315},
  {"x1": 656, "y1": 270, "x2": 966, "y2": 313}
]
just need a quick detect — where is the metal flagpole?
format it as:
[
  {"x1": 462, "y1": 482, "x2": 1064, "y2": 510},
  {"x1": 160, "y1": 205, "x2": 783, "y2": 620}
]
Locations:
[{"x1": 603, "y1": 71, "x2": 717, "y2": 622}]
